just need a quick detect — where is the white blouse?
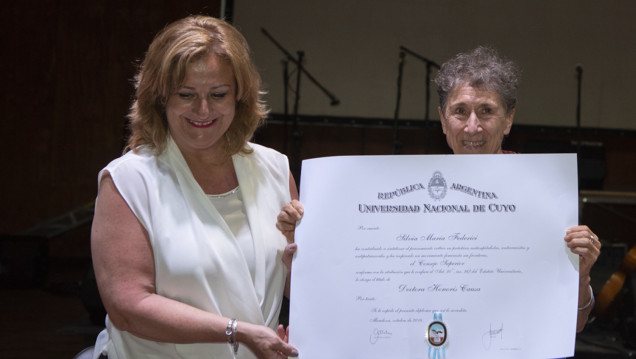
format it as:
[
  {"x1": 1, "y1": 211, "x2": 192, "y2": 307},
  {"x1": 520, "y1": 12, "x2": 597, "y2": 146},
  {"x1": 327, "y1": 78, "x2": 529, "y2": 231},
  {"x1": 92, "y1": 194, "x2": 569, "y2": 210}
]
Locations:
[
  {"x1": 93, "y1": 137, "x2": 291, "y2": 359},
  {"x1": 208, "y1": 186, "x2": 256, "y2": 283}
]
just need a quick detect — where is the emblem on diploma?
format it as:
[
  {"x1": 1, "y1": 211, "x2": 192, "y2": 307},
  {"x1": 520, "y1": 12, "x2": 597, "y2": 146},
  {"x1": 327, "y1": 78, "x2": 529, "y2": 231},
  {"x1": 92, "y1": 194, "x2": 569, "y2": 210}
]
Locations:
[
  {"x1": 428, "y1": 171, "x2": 447, "y2": 200},
  {"x1": 427, "y1": 312, "x2": 448, "y2": 359}
]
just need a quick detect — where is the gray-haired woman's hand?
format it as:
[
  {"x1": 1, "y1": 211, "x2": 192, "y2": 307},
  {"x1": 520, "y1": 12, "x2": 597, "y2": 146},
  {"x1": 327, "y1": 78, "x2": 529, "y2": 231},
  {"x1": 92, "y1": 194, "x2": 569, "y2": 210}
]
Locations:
[{"x1": 276, "y1": 200, "x2": 304, "y2": 243}]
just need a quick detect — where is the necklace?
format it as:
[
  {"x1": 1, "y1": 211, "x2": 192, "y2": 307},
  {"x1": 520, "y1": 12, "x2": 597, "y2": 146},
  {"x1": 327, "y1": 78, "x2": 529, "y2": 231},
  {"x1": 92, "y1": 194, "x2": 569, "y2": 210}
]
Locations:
[{"x1": 207, "y1": 185, "x2": 240, "y2": 199}]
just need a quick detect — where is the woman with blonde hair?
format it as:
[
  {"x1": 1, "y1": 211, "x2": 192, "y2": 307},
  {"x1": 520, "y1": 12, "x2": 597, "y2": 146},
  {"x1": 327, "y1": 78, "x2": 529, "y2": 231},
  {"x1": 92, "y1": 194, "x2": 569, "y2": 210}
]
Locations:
[{"x1": 91, "y1": 15, "x2": 299, "y2": 359}]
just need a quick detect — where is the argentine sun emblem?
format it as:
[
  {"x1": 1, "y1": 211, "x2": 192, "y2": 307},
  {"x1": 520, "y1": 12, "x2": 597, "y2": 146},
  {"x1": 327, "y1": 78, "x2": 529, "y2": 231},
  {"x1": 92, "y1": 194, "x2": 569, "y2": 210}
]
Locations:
[{"x1": 428, "y1": 171, "x2": 447, "y2": 200}]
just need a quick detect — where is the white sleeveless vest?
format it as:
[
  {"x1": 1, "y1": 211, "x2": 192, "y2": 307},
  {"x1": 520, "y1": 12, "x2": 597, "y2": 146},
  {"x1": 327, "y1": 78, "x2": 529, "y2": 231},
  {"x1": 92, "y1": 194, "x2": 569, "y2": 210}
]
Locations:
[{"x1": 94, "y1": 137, "x2": 290, "y2": 359}]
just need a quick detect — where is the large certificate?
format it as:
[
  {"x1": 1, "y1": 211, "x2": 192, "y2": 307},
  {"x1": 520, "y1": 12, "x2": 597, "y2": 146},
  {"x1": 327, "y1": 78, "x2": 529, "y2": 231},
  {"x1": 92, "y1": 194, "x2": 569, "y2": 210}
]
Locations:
[{"x1": 289, "y1": 154, "x2": 580, "y2": 359}]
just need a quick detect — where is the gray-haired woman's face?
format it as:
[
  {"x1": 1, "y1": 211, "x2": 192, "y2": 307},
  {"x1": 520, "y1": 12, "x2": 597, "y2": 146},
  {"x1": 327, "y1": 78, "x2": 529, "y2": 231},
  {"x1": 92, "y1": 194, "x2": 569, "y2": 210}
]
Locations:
[{"x1": 438, "y1": 83, "x2": 515, "y2": 155}]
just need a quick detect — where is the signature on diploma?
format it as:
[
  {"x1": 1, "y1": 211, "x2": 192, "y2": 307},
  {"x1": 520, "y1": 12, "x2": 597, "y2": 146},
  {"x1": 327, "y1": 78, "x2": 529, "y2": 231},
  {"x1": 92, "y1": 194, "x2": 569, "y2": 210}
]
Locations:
[
  {"x1": 481, "y1": 323, "x2": 504, "y2": 350},
  {"x1": 369, "y1": 328, "x2": 393, "y2": 344}
]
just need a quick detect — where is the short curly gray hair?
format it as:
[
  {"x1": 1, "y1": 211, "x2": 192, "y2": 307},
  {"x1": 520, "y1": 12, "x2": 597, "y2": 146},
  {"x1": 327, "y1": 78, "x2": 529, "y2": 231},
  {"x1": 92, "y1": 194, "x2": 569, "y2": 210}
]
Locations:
[{"x1": 434, "y1": 46, "x2": 520, "y2": 115}]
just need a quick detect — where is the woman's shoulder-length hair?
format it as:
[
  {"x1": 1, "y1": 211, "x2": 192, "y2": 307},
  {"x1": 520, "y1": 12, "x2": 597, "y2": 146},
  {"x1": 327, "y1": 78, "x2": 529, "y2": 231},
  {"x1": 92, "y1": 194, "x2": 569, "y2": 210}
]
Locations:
[{"x1": 126, "y1": 15, "x2": 268, "y2": 157}]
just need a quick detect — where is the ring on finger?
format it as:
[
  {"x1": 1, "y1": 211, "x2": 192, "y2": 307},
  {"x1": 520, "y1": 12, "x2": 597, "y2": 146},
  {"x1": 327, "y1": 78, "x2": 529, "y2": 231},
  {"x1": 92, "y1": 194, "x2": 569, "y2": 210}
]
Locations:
[{"x1": 589, "y1": 235, "x2": 595, "y2": 243}]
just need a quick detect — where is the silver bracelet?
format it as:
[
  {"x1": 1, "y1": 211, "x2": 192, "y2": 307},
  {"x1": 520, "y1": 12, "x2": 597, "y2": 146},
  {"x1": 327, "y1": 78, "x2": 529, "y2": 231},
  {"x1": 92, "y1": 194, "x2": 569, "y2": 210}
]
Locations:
[
  {"x1": 578, "y1": 285, "x2": 595, "y2": 311},
  {"x1": 225, "y1": 318, "x2": 239, "y2": 353}
]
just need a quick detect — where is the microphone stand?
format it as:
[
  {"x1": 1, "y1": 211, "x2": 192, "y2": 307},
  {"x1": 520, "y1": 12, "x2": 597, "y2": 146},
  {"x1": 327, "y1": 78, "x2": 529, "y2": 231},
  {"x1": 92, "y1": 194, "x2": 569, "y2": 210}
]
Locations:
[
  {"x1": 290, "y1": 50, "x2": 304, "y2": 182},
  {"x1": 398, "y1": 46, "x2": 440, "y2": 154},
  {"x1": 575, "y1": 65, "x2": 583, "y2": 155},
  {"x1": 282, "y1": 59, "x2": 289, "y2": 154},
  {"x1": 393, "y1": 51, "x2": 405, "y2": 154},
  {"x1": 261, "y1": 28, "x2": 340, "y2": 181}
]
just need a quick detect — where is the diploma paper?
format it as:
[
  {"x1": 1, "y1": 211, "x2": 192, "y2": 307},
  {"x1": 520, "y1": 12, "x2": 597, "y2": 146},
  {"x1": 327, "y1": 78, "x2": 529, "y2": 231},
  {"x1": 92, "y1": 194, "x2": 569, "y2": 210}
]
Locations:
[{"x1": 289, "y1": 154, "x2": 579, "y2": 359}]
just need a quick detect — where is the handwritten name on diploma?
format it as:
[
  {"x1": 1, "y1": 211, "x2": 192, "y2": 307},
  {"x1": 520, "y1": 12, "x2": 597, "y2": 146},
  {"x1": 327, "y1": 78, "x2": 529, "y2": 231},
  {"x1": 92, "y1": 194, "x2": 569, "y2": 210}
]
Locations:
[{"x1": 395, "y1": 232, "x2": 479, "y2": 241}]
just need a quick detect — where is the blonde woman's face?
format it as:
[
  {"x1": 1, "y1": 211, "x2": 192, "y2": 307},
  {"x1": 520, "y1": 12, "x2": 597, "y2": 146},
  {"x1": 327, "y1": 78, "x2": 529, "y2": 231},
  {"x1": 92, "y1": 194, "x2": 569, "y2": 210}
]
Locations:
[{"x1": 165, "y1": 53, "x2": 236, "y2": 157}]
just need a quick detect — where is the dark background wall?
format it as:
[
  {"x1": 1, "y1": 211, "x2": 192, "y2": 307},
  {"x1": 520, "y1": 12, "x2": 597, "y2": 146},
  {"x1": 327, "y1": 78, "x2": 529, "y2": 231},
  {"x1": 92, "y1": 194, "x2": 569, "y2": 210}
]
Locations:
[
  {"x1": 1, "y1": 0, "x2": 221, "y2": 235},
  {"x1": 1, "y1": 1, "x2": 634, "y2": 241},
  {"x1": 234, "y1": 1, "x2": 636, "y2": 131},
  {"x1": 0, "y1": 1, "x2": 635, "y2": 358},
  {"x1": 0, "y1": 2, "x2": 223, "y2": 357}
]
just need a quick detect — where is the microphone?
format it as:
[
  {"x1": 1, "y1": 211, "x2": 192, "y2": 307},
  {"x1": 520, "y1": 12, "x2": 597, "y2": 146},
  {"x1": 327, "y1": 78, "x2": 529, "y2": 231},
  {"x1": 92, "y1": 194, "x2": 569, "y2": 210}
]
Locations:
[{"x1": 575, "y1": 64, "x2": 583, "y2": 76}]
